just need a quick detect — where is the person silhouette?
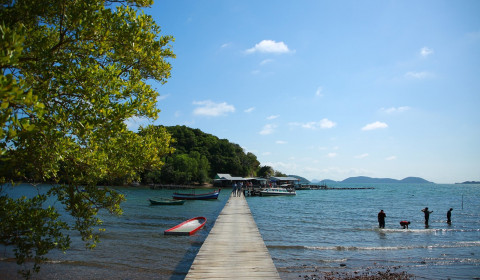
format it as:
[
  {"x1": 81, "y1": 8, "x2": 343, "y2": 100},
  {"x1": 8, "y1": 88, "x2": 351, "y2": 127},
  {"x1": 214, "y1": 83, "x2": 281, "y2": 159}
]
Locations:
[
  {"x1": 447, "y1": 208, "x2": 453, "y2": 224},
  {"x1": 378, "y1": 210, "x2": 386, "y2": 228},
  {"x1": 421, "y1": 207, "x2": 433, "y2": 227}
]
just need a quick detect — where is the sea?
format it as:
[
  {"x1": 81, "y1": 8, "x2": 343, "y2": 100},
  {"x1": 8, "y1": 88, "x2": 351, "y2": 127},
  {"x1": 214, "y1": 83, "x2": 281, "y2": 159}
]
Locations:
[{"x1": 1, "y1": 183, "x2": 479, "y2": 279}]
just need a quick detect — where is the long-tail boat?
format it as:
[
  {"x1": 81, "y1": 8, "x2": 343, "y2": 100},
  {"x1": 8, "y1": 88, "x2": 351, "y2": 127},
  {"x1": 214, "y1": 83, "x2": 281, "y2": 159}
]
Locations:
[{"x1": 172, "y1": 189, "x2": 220, "y2": 200}]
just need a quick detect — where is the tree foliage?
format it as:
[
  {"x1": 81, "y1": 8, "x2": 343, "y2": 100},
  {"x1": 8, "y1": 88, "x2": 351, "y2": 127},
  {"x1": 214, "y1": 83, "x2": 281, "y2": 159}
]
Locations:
[
  {"x1": 0, "y1": 0, "x2": 174, "y2": 277},
  {"x1": 143, "y1": 125, "x2": 260, "y2": 184},
  {"x1": 257, "y1": 165, "x2": 274, "y2": 178}
]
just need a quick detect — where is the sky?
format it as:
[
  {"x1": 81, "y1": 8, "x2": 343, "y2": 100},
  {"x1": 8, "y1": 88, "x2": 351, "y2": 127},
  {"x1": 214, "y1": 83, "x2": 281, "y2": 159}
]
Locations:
[{"x1": 126, "y1": 0, "x2": 480, "y2": 184}]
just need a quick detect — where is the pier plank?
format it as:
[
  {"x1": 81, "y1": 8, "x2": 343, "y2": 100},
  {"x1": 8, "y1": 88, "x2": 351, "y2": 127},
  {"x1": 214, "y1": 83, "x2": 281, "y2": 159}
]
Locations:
[{"x1": 185, "y1": 195, "x2": 280, "y2": 279}]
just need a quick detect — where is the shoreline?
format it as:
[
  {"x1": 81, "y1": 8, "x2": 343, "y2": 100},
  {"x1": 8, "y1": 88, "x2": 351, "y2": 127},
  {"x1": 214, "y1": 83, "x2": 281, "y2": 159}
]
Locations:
[{"x1": 297, "y1": 266, "x2": 414, "y2": 280}]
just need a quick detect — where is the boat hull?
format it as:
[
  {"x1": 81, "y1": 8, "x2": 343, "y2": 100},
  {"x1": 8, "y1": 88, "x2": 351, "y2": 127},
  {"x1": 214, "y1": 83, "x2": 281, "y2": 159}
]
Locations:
[
  {"x1": 164, "y1": 217, "x2": 207, "y2": 236},
  {"x1": 149, "y1": 199, "x2": 186, "y2": 205},
  {"x1": 260, "y1": 187, "x2": 296, "y2": 196},
  {"x1": 260, "y1": 192, "x2": 296, "y2": 196},
  {"x1": 172, "y1": 189, "x2": 220, "y2": 200}
]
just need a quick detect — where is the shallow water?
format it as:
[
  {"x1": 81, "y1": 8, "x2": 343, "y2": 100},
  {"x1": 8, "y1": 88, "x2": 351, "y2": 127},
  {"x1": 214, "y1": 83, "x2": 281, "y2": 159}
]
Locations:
[
  {"x1": 1, "y1": 183, "x2": 479, "y2": 279},
  {"x1": 248, "y1": 183, "x2": 480, "y2": 279},
  {"x1": 0, "y1": 185, "x2": 228, "y2": 279}
]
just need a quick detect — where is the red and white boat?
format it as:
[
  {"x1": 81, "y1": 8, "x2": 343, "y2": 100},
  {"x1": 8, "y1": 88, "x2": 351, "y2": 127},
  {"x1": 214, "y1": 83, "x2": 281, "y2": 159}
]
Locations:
[{"x1": 164, "y1": 217, "x2": 207, "y2": 236}]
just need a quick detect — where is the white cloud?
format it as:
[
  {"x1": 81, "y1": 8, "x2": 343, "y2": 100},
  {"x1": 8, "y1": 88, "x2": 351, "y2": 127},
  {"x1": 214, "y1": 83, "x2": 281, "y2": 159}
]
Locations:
[
  {"x1": 259, "y1": 124, "x2": 277, "y2": 135},
  {"x1": 157, "y1": 94, "x2": 170, "y2": 101},
  {"x1": 315, "y1": 86, "x2": 323, "y2": 97},
  {"x1": 420, "y1": 47, "x2": 434, "y2": 57},
  {"x1": 319, "y1": 118, "x2": 336, "y2": 129},
  {"x1": 405, "y1": 71, "x2": 433, "y2": 79},
  {"x1": 244, "y1": 107, "x2": 255, "y2": 113},
  {"x1": 192, "y1": 100, "x2": 235, "y2": 117},
  {"x1": 246, "y1": 40, "x2": 292, "y2": 54},
  {"x1": 221, "y1": 42, "x2": 232, "y2": 48},
  {"x1": 276, "y1": 140, "x2": 287, "y2": 144},
  {"x1": 362, "y1": 121, "x2": 388, "y2": 131},
  {"x1": 327, "y1": 152, "x2": 337, "y2": 158},
  {"x1": 381, "y1": 106, "x2": 411, "y2": 114},
  {"x1": 355, "y1": 153, "x2": 369, "y2": 159},
  {"x1": 386, "y1": 156, "x2": 397, "y2": 161},
  {"x1": 267, "y1": 115, "x2": 280, "y2": 120},
  {"x1": 260, "y1": 59, "x2": 274, "y2": 65},
  {"x1": 289, "y1": 118, "x2": 336, "y2": 129}
]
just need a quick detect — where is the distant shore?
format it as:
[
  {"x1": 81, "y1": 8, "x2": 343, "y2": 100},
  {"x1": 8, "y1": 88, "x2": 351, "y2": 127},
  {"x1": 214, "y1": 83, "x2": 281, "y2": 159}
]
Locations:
[{"x1": 147, "y1": 183, "x2": 215, "y2": 189}]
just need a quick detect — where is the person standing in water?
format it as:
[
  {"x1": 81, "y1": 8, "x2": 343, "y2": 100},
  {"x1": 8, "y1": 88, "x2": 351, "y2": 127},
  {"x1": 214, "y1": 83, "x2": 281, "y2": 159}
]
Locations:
[
  {"x1": 447, "y1": 208, "x2": 453, "y2": 224},
  {"x1": 422, "y1": 207, "x2": 433, "y2": 227},
  {"x1": 378, "y1": 210, "x2": 386, "y2": 228}
]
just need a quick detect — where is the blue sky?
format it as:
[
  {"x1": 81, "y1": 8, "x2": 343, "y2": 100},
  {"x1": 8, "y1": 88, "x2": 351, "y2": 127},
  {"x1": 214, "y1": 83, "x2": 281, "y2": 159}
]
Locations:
[{"x1": 126, "y1": 0, "x2": 480, "y2": 183}]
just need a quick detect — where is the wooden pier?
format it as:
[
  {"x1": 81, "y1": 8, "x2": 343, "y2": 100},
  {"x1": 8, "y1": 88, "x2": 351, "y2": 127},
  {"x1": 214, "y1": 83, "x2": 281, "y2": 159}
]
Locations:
[{"x1": 185, "y1": 194, "x2": 280, "y2": 279}]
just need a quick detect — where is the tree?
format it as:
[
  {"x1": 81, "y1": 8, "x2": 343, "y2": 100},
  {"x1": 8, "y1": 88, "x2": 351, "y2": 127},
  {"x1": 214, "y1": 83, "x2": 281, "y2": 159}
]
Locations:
[
  {"x1": 257, "y1": 165, "x2": 274, "y2": 178},
  {"x1": 274, "y1": 170, "x2": 287, "y2": 177},
  {"x1": 0, "y1": 0, "x2": 174, "y2": 277},
  {"x1": 148, "y1": 125, "x2": 260, "y2": 182}
]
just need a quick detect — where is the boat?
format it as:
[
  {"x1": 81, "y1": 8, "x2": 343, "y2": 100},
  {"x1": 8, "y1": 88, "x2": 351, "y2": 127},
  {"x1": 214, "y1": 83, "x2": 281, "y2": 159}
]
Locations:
[
  {"x1": 172, "y1": 189, "x2": 221, "y2": 200},
  {"x1": 164, "y1": 217, "x2": 207, "y2": 236},
  {"x1": 148, "y1": 198, "x2": 186, "y2": 205},
  {"x1": 260, "y1": 187, "x2": 296, "y2": 196}
]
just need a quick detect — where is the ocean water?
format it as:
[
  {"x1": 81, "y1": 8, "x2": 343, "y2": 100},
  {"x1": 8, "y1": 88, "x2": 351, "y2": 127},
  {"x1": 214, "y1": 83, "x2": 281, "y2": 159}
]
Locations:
[
  {"x1": 248, "y1": 183, "x2": 480, "y2": 279},
  {"x1": 1, "y1": 183, "x2": 479, "y2": 279},
  {"x1": 0, "y1": 185, "x2": 229, "y2": 280}
]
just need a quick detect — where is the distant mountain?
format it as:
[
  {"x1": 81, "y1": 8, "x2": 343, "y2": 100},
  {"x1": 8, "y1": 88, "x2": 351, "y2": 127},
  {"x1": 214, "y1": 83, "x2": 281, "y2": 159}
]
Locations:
[
  {"x1": 341, "y1": 176, "x2": 433, "y2": 184},
  {"x1": 342, "y1": 176, "x2": 396, "y2": 184},
  {"x1": 400, "y1": 177, "x2": 433, "y2": 183},
  {"x1": 288, "y1": 175, "x2": 310, "y2": 184},
  {"x1": 311, "y1": 179, "x2": 338, "y2": 184},
  {"x1": 456, "y1": 181, "x2": 480, "y2": 184}
]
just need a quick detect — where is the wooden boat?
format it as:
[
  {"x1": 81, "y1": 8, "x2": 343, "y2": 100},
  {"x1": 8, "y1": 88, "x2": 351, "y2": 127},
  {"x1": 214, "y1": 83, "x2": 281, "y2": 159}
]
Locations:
[
  {"x1": 260, "y1": 187, "x2": 296, "y2": 196},
  {"x1": 148, "y1": 198, "x2": 186, "y2": 205},
  {"x1": 172, "y1": 189, "x2": 220, "y2": 200},
  {"x1": 164, "y1": 217, "x2": 207, "y2": 236}
]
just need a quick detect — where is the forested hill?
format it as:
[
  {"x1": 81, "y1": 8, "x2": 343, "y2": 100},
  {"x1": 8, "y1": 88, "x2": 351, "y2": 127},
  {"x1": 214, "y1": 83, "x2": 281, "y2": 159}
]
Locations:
[{"x1": 142, "y1": 125, "x2": 260, "y2": 184}]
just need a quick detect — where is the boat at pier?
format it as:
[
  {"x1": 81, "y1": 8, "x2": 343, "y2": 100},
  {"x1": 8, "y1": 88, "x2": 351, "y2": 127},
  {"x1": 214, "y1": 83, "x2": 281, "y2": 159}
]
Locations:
[
  {"x1": 172, "y1": 189, "x2": 221, "y2": 200},
  {"x1": 260, "y1": 187, "x2": 296, "y2": 196}
]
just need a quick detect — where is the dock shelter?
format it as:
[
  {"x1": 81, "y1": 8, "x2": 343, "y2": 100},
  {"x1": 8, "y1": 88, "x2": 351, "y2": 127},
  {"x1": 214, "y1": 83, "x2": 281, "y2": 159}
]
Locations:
[
  {"x1": 213, "y1": 174, "x2": 267, "y2": 188},
  {"x1": 213, "y1": 173, "x2": 246, "y2": 187},
  {"x1": 268, "y1": 176, "x2": 300, "y2": 187}
]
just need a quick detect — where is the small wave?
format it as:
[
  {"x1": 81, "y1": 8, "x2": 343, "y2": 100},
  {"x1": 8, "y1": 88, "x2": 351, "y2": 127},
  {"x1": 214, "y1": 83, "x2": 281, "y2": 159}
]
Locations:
[
  {"x1": 367, "y1": 227, "x2": 480, "y2": 233},
  {"x1": 270, "y1": 241, "x2": 480, "y2": 252},
  {"x1": 268, "y1": 245, "x2": 309, "y2": 250},
  {"x1": 424, "y1": 257, "x2": 480, "y2": 265},
  {"x1": 306, "y1": 246, "x2": 407, "y2": 251},
  {"x1": 305, "y1": 241, "x2": 480, "y2": 251}
]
